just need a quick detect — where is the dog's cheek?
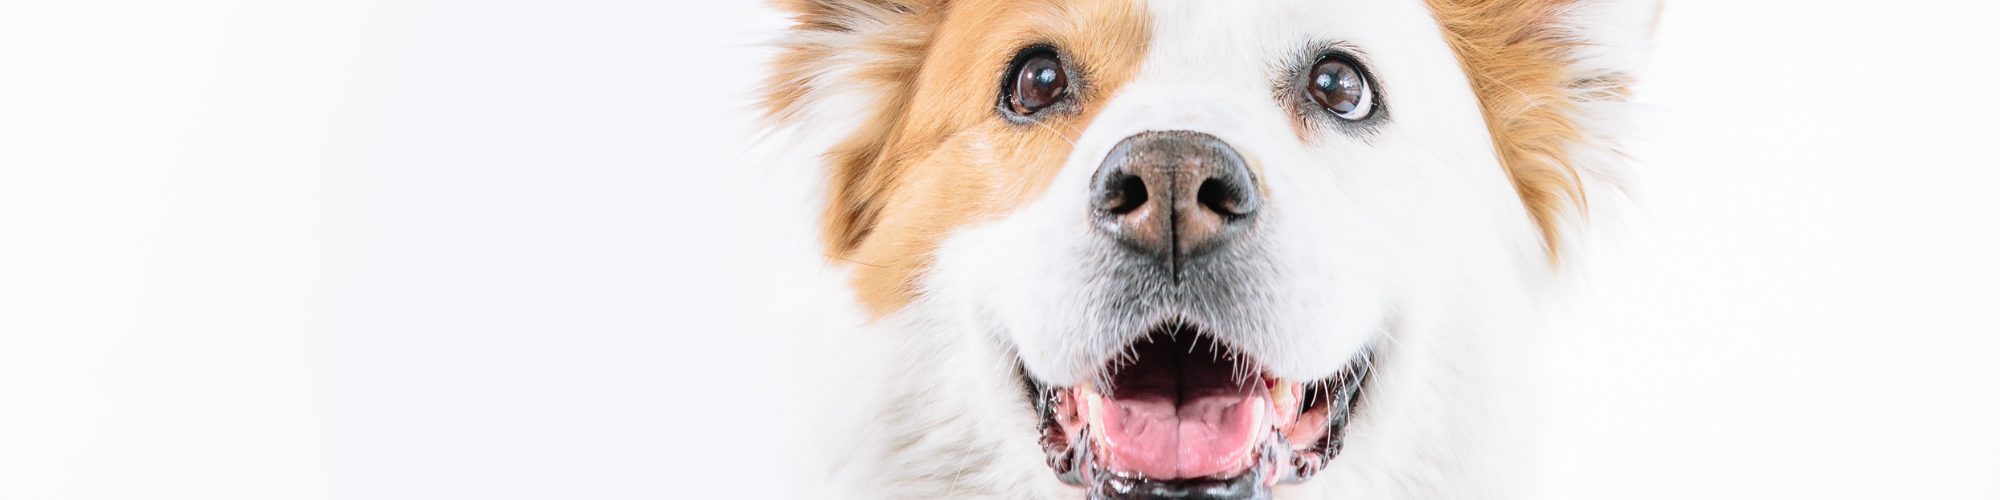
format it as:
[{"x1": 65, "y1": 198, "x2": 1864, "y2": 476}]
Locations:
[{"x1": 925, "y1": 157, "x2": 1118, "y2": 387}]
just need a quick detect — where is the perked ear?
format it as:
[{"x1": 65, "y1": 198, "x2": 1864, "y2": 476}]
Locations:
[
  {"x1": 761, "y1": 0, "x2": 945, "y2": 256},
  {"x1": 1425, "y1": 0, "x2": 1660, "y2": 261}
]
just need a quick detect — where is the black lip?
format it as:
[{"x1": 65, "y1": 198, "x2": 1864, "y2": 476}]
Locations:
[
  {"x1": 1022, "y1": 331, "x2": 1375, "y2": 499},
  {"x1": 1094, "y1": 469, "x2": 1269, "y2": 500},
  {"x1": 1276, "y1": 347, "x2": 1372, "y2": 482}
]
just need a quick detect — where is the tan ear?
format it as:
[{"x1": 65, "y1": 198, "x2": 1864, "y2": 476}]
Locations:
[
  {"x1": 762, "y1": 1, "x2": 936, "y2": 123},
  {"x1": 762, "y1": 0, "x2": 944, "y2": 256},
  {"x1": 1425, "y1": 0, "x2": 1660, "y2": 260}
]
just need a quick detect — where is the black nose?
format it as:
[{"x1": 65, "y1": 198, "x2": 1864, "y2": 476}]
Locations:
[{"x1": 1090, "y1": 131, "x2": 1260, "y2": 277}]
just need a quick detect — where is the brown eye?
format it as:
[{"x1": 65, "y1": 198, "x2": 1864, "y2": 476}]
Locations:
[
  {"x1": 1008, "y1": 51, "x2": 1068, "y2": 115},
  {"x1": 1308, "y1": 57, "x2": 1373, "y2": 120}
]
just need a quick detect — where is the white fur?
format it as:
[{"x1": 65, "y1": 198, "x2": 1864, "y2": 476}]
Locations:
[{"x1": 757, "y1": 0, "x2": 1657, "y2": 498}]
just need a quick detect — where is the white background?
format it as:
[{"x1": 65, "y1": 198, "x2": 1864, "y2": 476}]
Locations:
[{"x1": 1, "y1": 1, "x2": 1993, "y2": 499}]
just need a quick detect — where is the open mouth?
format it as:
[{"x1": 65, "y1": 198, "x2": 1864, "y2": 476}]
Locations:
[{"x1": 1029, "y1": 324, "x2": 1372, "y2": 500}]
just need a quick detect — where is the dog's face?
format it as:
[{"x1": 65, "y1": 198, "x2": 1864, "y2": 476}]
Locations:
[{"x1": 765, "y1": 0, "x2": 1647, "y2": 497}]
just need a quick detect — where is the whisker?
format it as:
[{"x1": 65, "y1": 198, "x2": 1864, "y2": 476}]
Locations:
[{"x1": 1029, "y1": 118, "x2": 1081, "y2": 147}]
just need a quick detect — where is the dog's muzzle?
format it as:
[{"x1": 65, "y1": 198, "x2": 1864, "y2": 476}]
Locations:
[{"x1": 1021, "y1": 131, "x2": 1370, "y2": 499}]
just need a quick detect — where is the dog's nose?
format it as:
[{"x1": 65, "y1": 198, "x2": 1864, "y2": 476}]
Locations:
[{"x1": 1090, "y1": 131, "x2": 1260, "y2": 276}]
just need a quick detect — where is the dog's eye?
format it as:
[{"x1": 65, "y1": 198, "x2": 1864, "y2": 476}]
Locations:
[
  {"x1": 1008, "y1": 51, "x2": 1068, "y2": 115},
  {"x1": 1308, "y1": 57, "x2": 1373, "y2": 120}
]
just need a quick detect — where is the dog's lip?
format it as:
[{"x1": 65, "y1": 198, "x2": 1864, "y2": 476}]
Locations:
[{"x1": 1027, "y1": 330, "x2": 1374, "y2": 497}]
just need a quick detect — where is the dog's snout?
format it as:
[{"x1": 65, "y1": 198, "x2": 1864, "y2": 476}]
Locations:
[{"x1": 1091, "y1": 131, "x2": 1260, "y2": 275}]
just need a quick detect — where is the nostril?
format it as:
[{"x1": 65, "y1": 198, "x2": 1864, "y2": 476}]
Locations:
[
  {"x1": 1103, "y1": 174, "x2": 1149, "y2": 215},
  {"x1": 1197, "y1": 178, "x2": 1254, "y2": 217}
]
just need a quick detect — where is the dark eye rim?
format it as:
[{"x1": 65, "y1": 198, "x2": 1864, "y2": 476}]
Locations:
[
  {"x1": 1279, "y1": 47, "x2": 1389, "y2": 134},
  {"x1": 998, "y1": 45, "x2": 1081, "y2": 122}
]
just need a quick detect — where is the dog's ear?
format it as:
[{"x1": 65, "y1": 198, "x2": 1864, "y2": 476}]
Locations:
[
  {"x1": 762, "y1": 0, "x2": 938, "y2": 123},
  {"x1": 762, "y1": 0, "x2": 943, "y2": 257},
  {"x1": 1427, "y1": 0, "x2": 1660, "y2": 260}
]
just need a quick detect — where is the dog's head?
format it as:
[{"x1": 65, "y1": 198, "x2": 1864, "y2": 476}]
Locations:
[{"x1": 763, "y1": 0, "x2": 1651, "y2": 497}]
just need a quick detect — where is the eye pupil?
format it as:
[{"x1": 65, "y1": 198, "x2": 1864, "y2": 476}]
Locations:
[
  {"x1": 1008, "y1": 51, "x2": 1068, "y2": 115},
  {"x1": 1307, "y1": 57, "x2": 1372, "y2": 120}
]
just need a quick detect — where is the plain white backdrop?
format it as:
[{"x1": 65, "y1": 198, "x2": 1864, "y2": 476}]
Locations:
[{"x1": 0, "y1": 1, "x2": 1993, "y2": 499}]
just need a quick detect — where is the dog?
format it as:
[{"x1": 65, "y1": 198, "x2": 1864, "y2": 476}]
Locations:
[{"x1": 752, "y1": 0, "x2": 1655, "y2": 498}]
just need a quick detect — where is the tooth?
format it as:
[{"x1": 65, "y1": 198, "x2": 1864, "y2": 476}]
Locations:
[
  {"x1": 1083, "y1": 383, "x2": 1108, "y2": 450},
  {"x1": 1084, "y1": 383, "x2": 1102, "y2": 428},
  {"x1": 1272, "y1": 379, "x2": 1291, "y2": 406},
  {"x1": 1270, "y1": 380, "x2": 1301, "y2": 428}
]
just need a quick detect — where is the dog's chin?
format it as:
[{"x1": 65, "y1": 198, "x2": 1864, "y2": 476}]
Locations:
[{"x1": 1024, "y1": 323, "x2": 1372, "y2": 500}]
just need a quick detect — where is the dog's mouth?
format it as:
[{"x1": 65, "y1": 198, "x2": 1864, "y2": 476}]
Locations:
[{"x1": 1029, "y1": 324, "x2": 1372, "y2": 500}]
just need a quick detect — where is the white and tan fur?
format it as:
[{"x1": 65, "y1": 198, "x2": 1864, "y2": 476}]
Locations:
[{"x1": 751, "y1": 0, "x2": 1656, "y2": 498}]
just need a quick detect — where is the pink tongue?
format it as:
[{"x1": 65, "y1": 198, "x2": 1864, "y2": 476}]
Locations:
[{"x1": 1099, "y1": 391, "x2": 1267, "y2": 480}]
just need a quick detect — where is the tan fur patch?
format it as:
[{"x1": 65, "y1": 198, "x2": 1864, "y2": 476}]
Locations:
[
  {"x1": 764, "y1": 0, "x2": 1150, "y2": 316},
  {"x1": 1423, "y1": 0, "x2": 1628, "y2": 258}
]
